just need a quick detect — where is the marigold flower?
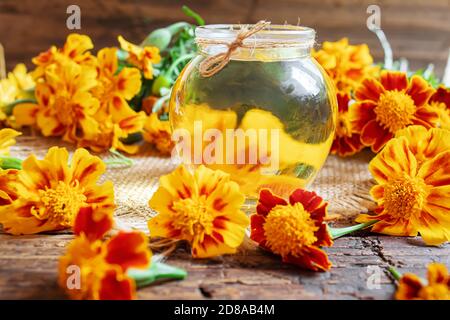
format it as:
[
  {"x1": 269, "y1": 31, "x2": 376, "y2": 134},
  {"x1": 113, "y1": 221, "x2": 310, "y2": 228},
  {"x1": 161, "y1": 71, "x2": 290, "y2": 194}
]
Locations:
[
  {"x1": 143, "y1": 113, "x2": 174, "y2": 155},
  {"x1": 94, "y1": 47, "x2": 142, "y2": 122},
  {"x1": 394, "y1": 263, "x2": 450, "y2": 300},
  {"x1": 331, "y1": 91, "x2": 365, "y2": 156},
  {"x1": 148, "y1": 165, "x2": 249, "y2": 258},
  {"x1": 32, "y1": 34, "x2": 95, "y2": 78},
  {"x1": 13, "y1": 60, "x2": 101, "y2": 143},
  {"x1": 313, "y1": 38, "x2": 379, "y2": 92},
  {"x1": 250, "y1": 188, "x2": 333, "y2": 271},
  {"x1": 395, "y1": 125, "x2": 450, "y2": 165},
  {"x1": 59, "y1": 206, "x2": 151, "y2": 300},
  {"x1": 356, "y1": 131, "x2": 450, "y2": 245},
  {"x1": 118, "y1": 35, "x2": 161, "y2": 79},
  {"x1": 350, "y1": 71, "x2": 438, "y2": 152},
  {"x1": 0, "y1": 147, "x2": 114, "y2": 235},
  {"x1": 428, "y1": 86, "x2": 450, "y2": 130},
  {"x1": 0, "y1": 128, "x2": 21, "y2": 155}
]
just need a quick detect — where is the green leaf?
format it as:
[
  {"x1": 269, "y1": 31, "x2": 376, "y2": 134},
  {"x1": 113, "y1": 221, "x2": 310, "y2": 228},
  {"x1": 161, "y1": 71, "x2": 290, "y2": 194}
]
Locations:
[
  {"x1": 128, "y1": 261, "x2": 187, "y2": 287},
  {"x1": 141, "y1": 28, "x2": 172, "y2": 50},
  {"x1": 182, "y1": 5, "x2": 205, "y2": 26},
  {"x1": 329, "y1": 220, "x2": 377, "y2": 239},
  {"x1": 0, "y1": 156, "x2": 23, "y2": 170}
]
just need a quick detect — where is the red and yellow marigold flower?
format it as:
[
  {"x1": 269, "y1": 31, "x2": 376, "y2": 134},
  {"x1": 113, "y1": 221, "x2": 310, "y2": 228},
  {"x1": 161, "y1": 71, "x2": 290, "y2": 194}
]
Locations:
[
  {"x1": 0, "y1": 147, "x2": 114, "y2": 235},
  {"x1": 148, "y1": 165, "x2": 249, "y2": 258},
  {"x1": 0, "y1": 128, "x2": 21, "y2": 205},
  {"x1": 32, "y1": 34, "x2": 95, "y2": 78},
  {"x1": 313, "y1": 38, "x2": 379, "y2": 92},
  {"x1": 118, "y1": 36, "x2": 161, "y2": 79},
  {"x1": 93, "y1": 47, "x2": 142, "y2": 122},
  {"x1": 331, "y1": 91, "x2": 365, "y2": 156},
  {"x1": 356, "y1": 128, "x2": 450, "y2": 245},
  {"x1": 250, "y1": 188, "x2": 333, "y2": 271},
  {"x1": 13, "y1": 60, "x2": 101, "y2": 144},
  {"x1": 428, "y1": 86, "x2": 450, "y2": 130},
  {"x1": 143, "y1": 113, "x2": 174, "y2": 156},
  {"x1": 350, "y1": 71, "x2": 438, "y2": 152},
  {"x1": 59, "y1": 206, "x2": 151, "y2": 300},
  {"x1": 394, "y1": 263, "x2": 450, "y2": 300}
]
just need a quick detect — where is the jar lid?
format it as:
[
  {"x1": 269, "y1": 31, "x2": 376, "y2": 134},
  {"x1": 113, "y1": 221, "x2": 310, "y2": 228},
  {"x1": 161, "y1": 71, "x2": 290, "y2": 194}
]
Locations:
[{"x1": 195, "y1": 24, "x2": 315, "y2": 48}]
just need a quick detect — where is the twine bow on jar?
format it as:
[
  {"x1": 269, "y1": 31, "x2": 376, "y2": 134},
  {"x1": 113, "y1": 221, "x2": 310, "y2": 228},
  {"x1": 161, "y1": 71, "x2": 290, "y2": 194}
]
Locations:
[{"x1": 198, "y1": 20, "x2": 271, "y2": 78}]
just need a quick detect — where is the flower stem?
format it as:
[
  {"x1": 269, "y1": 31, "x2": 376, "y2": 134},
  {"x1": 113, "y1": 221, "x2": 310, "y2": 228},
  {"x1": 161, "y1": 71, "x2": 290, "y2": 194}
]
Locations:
[
  {"x1": 104, "y1": 149, "x2": 134, "y2": 168},
  {"x1": 388, "y1": 266, "x2": 402, "y2": 281},
  {"x1": 329, "y1": 220, "x2": 377, "y2": 239},
  {"x1": 0, "y1": 156, "x2": 23, "y2": 170},
  {"x1": 128, "y1": 261, "x2": 187, "y2": 287}
]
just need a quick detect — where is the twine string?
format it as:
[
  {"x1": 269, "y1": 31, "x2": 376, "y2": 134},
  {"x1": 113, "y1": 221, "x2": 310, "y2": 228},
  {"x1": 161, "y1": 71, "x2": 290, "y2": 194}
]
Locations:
[{"x1": 198, "y1": 20, "x2": 271, "y2": 78}]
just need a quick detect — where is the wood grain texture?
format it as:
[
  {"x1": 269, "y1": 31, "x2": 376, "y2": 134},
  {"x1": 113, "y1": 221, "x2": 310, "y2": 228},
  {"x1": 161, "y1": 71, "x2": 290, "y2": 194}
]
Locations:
[
  {"x1": 1, "y1": 233, "x2": 449, "y2": 300},
  {"x1": 0, "y1": 0, "x2": 449, "y2": 77}
]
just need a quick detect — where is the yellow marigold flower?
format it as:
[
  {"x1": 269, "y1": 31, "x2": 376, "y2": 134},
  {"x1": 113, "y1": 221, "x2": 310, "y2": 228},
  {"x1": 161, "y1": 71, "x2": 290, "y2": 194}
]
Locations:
[
  {"x1": 350, "y1": 71, "x2": 438, "y2": 152},
  {"x1": 0, "y1": 128, "x2": 21, "y2": 155},
  {"x1": 13, "y1": 60, "x2": 100, "y2": 142},
  {"x1": 143, "y1": 113, "x2": 174, "y2": 155},
  {"x1": 118, "y1": 35, "x2": 161, "y2": 79},
  {"x1": 313, "y1": 38, "x2": 379, "y2": 92},
  {"x1": 148, "y1": 165, "x2": 249, "y2": 258},
  {"x1": 32, "y1": 34, "x2": 95, "y2": 78},
  {"x1": 94, "y1": 47, "x2": 142, "y2": 122},
  {"x1": 0, "y1": 147, "x2": 114, "y2": 235},
  {"x1": 7, "y1": 63, "x2": 35, "y2": 94},
  {"x1": 395, "y1": 263, "x2": 450, "y2": 300},
  {"x1": 428, "y1": 86, "x2": 450, "y2": 130},
  {"x1": 356, "y1": 128, "x2": 450, "y2": 245},
  {"x1": 77, "y1": 112, "x2": 146, "y2": 154},
  {"x1": 59, "y1": 206, "x2": 151, "y2": 300},
  {"x1": 395, "y1": 125, "x2": 450, "y2": 165}
]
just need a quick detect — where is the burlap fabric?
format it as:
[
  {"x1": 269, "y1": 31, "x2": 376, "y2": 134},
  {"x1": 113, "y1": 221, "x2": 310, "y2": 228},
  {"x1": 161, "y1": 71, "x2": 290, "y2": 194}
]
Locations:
[{"x1": 9, "y1": 135, "x2": 377, "y2": 233}]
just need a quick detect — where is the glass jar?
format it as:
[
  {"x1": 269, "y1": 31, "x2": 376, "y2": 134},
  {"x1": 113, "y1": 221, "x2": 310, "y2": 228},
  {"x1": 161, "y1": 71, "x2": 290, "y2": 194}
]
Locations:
[{"x1": 169, "y1": 24, "x2": 337, "y2": 200}]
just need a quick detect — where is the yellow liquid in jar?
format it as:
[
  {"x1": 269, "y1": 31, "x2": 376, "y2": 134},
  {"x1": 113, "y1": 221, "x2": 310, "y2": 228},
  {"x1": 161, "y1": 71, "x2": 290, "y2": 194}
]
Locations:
[{"x1": 170, "y1": 58, "x2": 336, "y2": 199}]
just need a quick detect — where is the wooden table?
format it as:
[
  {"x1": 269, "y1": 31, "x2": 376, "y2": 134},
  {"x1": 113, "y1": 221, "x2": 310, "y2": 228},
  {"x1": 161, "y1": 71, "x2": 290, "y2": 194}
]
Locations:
[{"x1": 1, "y1": 136, "x2": 449, "y2": 300}]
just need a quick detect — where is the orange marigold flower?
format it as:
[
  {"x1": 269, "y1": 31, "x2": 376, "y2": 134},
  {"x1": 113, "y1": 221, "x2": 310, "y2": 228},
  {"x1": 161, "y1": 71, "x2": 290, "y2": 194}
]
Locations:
[
  {"x1": 250, "y1": 188, "x2": 333, "y2": 271},
  {"x1": 13, "y1": 60, "x2": 101, "y2": 143},
  {"x1": 143, "y1": 113, "x2": 174, "y2": 156},
  {"x1": 313, "y1": 38, "x2": 379, "y2": 92},
  {"x1": 118, "y1": 36, "x2": 161, "y2": 79},
  {"x1": 32, "y1": 34, "x2": 96, "y2": 79},
  {"x1": 395, "y1": 125, "x2": 450, "y2": 165},
  {"x1": 93, "y1": 47, "x2": 142, "y2": 122},
  {"x1": 0, "y1": 147, "x2": 115, "y2": 235},
  {"x1": 331, "y1": 91, "x2": 365, "y2": 156},
  {"x1": 356, "y1": 129, "x2": 450, "y2": 245},
  {"x1": 428, "y1": 86, "x2": 450, "y2": 130},
  {"x1": 148, "y1": 165, "x2": 249, "y2": 258},
  {"x1": 350, "y1": 70, "x2": 438, "y2": 152},
  {"x1": 59, "y1": 206, "x2": 151, "y2": 300},
  {"x1": 395, "y1": 263, "x2": 450, "y2": 300}
]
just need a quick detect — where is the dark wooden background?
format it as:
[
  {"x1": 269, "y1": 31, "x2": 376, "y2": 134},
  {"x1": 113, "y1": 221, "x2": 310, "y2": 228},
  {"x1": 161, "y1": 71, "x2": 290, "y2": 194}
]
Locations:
[{"x1": 0, "y1": 0, "x2": 449, "y2": 77}]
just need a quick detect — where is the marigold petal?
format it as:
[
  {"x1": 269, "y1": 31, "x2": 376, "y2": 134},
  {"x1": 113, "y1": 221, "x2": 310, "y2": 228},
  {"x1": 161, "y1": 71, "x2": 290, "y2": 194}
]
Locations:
[
  {"x1": 12, "y1": 103, "x2": 39, "y2": 126},
  {"x1": 250, "y1": 214, "x2": 267, "y2": 245},
  {"x1": 98, "y1": 268, "x2": 135, "y2": 300},
  {"x1": 380, "y1": 70, "x2": 408, "y2": 91},
  {"x1": 191, "y1": 234, "x2": 237, "y2": 258},
  {"x1": 418, "y1": 151, "x2": 450, "y2": 187},
  {"x1": 71, "y1": 148, "x2": 106, "y2": 187},
  {"x1": 355, "y1": 77, "x2": 385, "y2": 102},
  {"x1": 106, "y1": 231, "x2": 151, "y2": 271},
  {"x1": 289, "y1": 189, "x2": 324, "y2": 213},
  {"x1": 369, "y1": 137, "x2": 417, "y2": 184},
  {"x1": 73, "y1": 206, "x2": 113, "y2": 241},
  {"x1": 406, "y1": 75, "x2": 434, "y2": 107},
  {"x1": 256, "y1": 189, "x2": 287, "y2": 216},
  {"x1": 282, "y1": 245, "x2": 331, "y2": 272},
  {"x1": 396, "y1": 273, "x2": 423, "y2": 300},
  {"x1": 427, "y1": 263, "x2": 449, "y2": 284}
]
